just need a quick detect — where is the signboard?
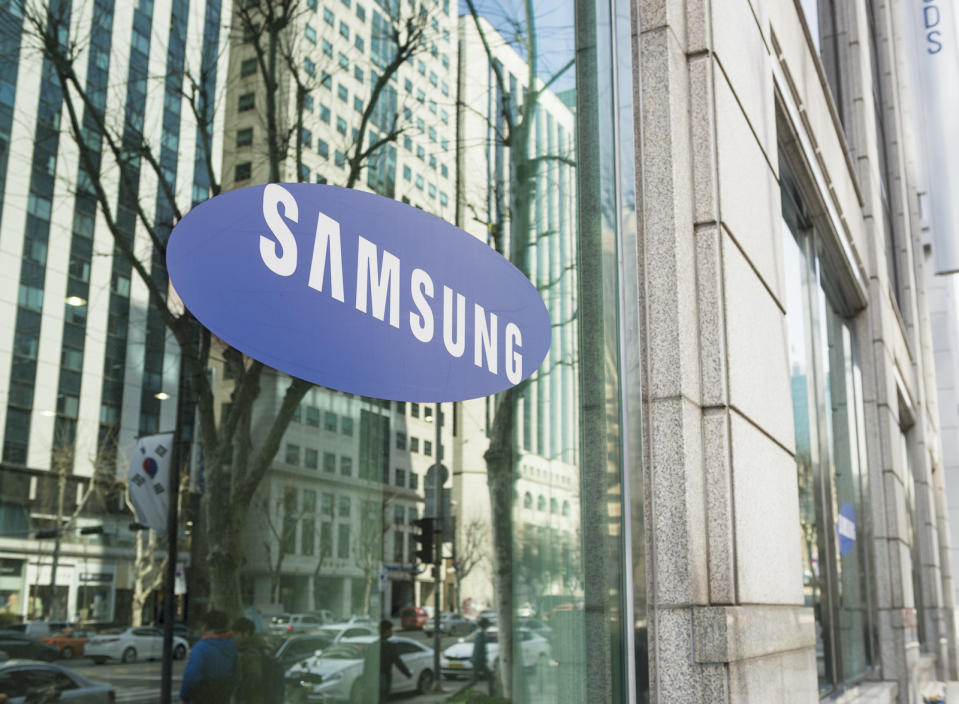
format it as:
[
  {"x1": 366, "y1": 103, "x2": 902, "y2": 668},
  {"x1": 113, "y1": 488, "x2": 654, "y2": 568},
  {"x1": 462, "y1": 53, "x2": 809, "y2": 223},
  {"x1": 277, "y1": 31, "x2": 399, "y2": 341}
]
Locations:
[
  {"x1": 167, "y1": 184, "x2": 551, "y2": 401},
  {"x1": 128, "y1": 433, "x2": 174, "y2": 534},
  {"x1": 836, "y1": 502, "x2": 856, "y2": 556},
  {"x1": 905, "y1": 0, "x2": 959, "y2": 274},
  {"x1": 79, "y1": 572, "x2": 113, "y2": 583}
]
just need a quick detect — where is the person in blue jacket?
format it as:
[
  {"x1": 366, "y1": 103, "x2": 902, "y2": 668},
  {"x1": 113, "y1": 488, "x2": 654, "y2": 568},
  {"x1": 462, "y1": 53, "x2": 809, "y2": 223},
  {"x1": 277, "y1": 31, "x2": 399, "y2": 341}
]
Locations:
[{"x1": 179, "y1": 610, "x2": 238, "y2": 704}]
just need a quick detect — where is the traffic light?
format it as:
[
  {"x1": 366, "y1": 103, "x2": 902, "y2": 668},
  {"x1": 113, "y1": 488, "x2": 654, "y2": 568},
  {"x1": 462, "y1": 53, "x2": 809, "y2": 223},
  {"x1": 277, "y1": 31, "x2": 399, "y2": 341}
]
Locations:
[{"x1": 412, "y1": 517, "x2": 435, "y2": 564}]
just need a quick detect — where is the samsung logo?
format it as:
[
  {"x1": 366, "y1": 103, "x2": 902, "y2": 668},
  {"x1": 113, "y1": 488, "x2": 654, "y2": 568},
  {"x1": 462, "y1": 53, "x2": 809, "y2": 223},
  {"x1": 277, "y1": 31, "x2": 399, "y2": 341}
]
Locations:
[{"x1": 168, "y1": 183, "x2": 550, "y2": 401}]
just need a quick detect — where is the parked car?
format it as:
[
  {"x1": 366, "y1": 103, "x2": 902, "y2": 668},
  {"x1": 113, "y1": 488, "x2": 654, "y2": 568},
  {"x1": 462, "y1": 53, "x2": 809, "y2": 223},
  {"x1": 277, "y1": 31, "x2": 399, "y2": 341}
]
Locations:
[
  {"x1": 310, "y1": 623, "x2": 378, "y2": 645},
  {"x1": 308, "y1": 610, "x2": 337, "y2": 624},
  {"x1": 44, "y1": 628, "x2": 95, "y2": 659},
  {"x1": 440, "y1": 628, "x2": 549, "y2": 679},
  {"x1": 273, "y1": 634, "x2": 334, "y2": 670},
  {"x1": 4, "y1": 622, "x2": 74, "y2": 639},
  {"x1": 0, "y1": 660, "x2": 115, "y2": 703},
  {"x1": 85, "y1": 626, "x2": 189, "y2": 664},
  {"x1": 268, "y1": 613, "x2": 331, "y2": 635},
  {"x1": 517, "y1": 618, "x2": 552, "y2": 638},
  {"x1": 287, "y1": 636, "x2": 435, "y2": 702},
  {"x1": 268, "y1": 614, "x2": 293, "y2": 635},
  {"x1": 0, "y1": 633, "x2": 59, "y2": 662},
  {"x1": 172, "y1": 623, "x2": 202, "y2": 645},
  {"x1": 399, "y1": 607, "x2": 429, "y2": 631},
  {"x1": 423, "y1": 613, "x2": 477, "y2": 637}
]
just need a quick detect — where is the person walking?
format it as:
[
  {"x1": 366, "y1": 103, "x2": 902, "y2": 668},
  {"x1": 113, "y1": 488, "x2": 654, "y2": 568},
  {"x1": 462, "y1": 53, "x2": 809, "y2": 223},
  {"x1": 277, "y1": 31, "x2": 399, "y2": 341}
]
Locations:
[
  {"x1": 232, "y1": 617, "x2": 273, "y2": 703},
  {"x1": 455, "y1": 617, "x2": 493, "y2": 696},
  {"x1": 179, "y1": 610, "x2": 238, "y2": 704},
  {"x1": 362, "y1": 619, "x2": 412, "y2": 702}
]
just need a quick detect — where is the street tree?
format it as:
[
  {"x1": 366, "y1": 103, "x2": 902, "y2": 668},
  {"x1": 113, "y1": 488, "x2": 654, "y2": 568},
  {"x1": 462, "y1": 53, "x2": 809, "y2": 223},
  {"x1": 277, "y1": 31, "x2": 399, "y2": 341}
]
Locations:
[
  {"x1": 460, "y1": 2, "x2": 576, "y2": 696},
  {"x1": 20, "y1": 0, "x2": 429, "y2": 618}
]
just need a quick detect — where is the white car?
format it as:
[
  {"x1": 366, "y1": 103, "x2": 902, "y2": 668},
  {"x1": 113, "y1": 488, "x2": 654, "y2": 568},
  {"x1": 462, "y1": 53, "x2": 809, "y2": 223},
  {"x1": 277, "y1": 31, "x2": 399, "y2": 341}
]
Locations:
[
  {"x1": 270, "y1": 613, "x2": 328, "y2": 635},
  {"x1": 0, "y1": 659, "x2": 115, "y2": 703},
  {"x1": 85, "y1": 627, "x2": 189, "y2": 664},
  {"x1": 441, "y1": 628, "x2": 549, "y2": 679},
  {"x1": 310, "y1": 622, "x2": 378, "y2": 644},
  {"x1": 287, "y1": 636, "x2": 435, "y2": 703}
]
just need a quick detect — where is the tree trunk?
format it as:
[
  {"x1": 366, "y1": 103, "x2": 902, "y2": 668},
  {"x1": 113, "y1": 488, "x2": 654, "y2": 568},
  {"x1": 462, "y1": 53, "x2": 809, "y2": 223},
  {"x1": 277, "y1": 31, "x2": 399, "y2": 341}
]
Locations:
[
  {"x1": 484, "y1": 389, "x2": 517, "y2": 699},
  {"x1": 205, "y1": 492, "x2": 245, "y2": 617}
]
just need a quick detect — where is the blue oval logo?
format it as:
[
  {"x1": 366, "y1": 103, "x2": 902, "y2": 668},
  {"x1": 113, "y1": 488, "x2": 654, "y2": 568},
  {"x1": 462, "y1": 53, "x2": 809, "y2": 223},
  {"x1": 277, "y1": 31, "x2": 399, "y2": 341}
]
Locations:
[{"x1": 167, "y1": 183, "x2": 551, "y2": 401}]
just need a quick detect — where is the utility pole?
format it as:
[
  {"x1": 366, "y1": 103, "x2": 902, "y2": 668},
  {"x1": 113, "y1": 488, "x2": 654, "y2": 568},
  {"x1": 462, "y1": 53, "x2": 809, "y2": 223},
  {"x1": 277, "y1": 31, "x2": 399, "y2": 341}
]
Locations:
[
  {"x1": 433, "y1": 401, "x2": 443, "y2": 690},
  {"x1": 160, "y1": 356, "x2": 188, "y2": 704}
]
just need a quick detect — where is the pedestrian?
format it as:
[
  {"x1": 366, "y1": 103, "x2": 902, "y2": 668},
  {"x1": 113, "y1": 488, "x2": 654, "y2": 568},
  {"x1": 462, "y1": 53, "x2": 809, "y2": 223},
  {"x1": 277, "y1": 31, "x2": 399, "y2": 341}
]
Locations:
[
  {"x1": 179, "y1": 610, "x2": 238, "y2": 704},
  {"x1": 231, "y1": 617, "x2": 269, "y2": 703},
  {"x1": 455, "y1": 616, "x2": 493, "y2": 696},
  {"x1": 362, "y1": 619, "x2": 412, "y2": 702}
]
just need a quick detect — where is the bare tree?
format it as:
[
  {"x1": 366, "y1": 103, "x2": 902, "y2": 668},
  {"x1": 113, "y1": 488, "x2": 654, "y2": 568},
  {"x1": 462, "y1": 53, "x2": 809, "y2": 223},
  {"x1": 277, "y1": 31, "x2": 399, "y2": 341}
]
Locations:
[
  {"x1": 460, "y1": 3, "x2": 575, "y2": 696},
  {"x1": 452, "y1": 516, "x2": 488, "y2": 612},
  {"x1": 257, "y1": 491, "x2": 301, "y2": 606},
  {"x1": 19, "y1": 0, "x2": 429, "y2": 617}
]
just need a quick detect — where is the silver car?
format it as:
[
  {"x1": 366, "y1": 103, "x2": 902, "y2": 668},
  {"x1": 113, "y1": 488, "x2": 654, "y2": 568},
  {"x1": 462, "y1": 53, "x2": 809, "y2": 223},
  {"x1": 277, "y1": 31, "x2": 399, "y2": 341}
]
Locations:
[{"x1": 0, "y1": 660, "x2": 114, "y2": 703}]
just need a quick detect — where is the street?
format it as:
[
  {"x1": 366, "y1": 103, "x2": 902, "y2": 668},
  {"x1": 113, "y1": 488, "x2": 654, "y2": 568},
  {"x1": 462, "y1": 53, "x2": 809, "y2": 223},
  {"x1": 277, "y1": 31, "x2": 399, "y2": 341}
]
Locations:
[
  {"x1": 64, "y1": 657, "x2": 186, "y2": 703},
  {"x1": 48, "y1": 628, "x2": 556, "y2": 703}
]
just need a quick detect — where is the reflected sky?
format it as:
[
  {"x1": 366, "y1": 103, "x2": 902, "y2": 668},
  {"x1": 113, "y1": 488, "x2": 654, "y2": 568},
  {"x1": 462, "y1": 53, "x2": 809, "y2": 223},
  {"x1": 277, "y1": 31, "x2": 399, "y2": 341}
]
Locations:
[{"x1": 459, "y1": 0, "x2": 576, "y2": 93}]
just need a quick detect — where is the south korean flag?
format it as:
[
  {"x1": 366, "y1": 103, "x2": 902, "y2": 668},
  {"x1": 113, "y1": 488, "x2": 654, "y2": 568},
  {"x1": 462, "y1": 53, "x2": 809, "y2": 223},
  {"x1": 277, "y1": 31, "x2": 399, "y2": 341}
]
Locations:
[{"x1": 128, "y1": 432, "x2": 175, "y2": 534}]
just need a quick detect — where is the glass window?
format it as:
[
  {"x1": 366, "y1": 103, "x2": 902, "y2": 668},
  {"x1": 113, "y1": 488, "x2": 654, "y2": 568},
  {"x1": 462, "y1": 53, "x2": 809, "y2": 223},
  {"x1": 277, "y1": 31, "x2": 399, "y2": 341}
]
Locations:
[
  {"x1": 285, "y1": 444, "x2": 299, "y2": 466},
  {"x1": 46, "y1": 4, "x2": 641, "y2": 702},
  {"x1": 782, "y1": 164, "x2": 874, "y2": 694},
  {"x1": 324, "y1": 411, "x2": 338, "y2": 432}
]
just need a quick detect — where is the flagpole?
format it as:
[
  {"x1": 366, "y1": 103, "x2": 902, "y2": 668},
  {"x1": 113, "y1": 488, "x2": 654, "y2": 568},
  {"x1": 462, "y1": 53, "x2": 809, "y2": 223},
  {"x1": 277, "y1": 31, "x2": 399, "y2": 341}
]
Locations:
[{"x1": 160, "y1": 355, "x2": 187, "y2": 703}]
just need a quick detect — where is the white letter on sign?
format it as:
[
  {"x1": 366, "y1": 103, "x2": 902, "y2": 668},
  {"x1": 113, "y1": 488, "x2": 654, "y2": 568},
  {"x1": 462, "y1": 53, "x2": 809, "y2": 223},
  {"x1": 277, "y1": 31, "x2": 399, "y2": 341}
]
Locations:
[
  {"x1": 505, "y1": 322, "x2": 523, "y2": 384},
  {"x1": 356, "y1": 236, "x2": 400, "y2": 328},
  {"x1": 260, "y1": 184, "x2": 298, "y2": 277},
  {"x1": 410, "y1": 268, "x2": 434, "y2": 342},
  {"x1": 308, "y1": 210, "x2": 345, "y2": 302}
]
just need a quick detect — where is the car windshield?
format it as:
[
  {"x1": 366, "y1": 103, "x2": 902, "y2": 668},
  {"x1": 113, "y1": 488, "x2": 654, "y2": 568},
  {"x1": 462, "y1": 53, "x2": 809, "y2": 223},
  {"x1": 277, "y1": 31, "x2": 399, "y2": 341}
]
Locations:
[
  {"x1": 98, "y1": 628, "x2": 125, "y2": 635},
  {"x1": 321, "y1": 643, "x2": 365, "y2": 660}
]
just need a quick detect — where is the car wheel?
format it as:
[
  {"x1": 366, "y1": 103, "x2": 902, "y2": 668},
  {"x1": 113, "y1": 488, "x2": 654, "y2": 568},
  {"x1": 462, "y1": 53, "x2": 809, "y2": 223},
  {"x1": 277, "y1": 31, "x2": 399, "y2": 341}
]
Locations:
[
  {"x1": 122, "y1": 647, "x2": 137, "y2": 664},
  {"x1": 92, "y1": 657, "x2": 107, "y2": 665},
  {"x1": 61, "y1": 645, "x2": 74, "y2": 659},
  {"x1": 174, "y1": 644, "x2": 186, "y2": 660},
  {"x1": 417, "y1": 669, "x2": 435, "y2": 694}
]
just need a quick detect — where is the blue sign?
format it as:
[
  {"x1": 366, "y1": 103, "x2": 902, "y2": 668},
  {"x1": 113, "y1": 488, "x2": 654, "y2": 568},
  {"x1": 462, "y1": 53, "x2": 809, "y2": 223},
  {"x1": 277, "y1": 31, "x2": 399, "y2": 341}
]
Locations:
[
  {"x1": 836, "y1": 502, "x2": 856, "y2": 556},
  {"x1": 167, "y1": 184, "x2": 551, "y2": 401}
]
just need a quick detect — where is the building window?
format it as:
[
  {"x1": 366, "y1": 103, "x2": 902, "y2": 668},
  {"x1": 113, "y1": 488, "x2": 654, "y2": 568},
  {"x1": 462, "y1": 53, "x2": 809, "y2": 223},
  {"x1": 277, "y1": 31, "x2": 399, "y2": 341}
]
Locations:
[
  {"x1": 423, "y1": 440, "x2": 432, "y2": 456},
  {"x1": 234, "y1": 162, "x2": 252, "y2": 181},
  {"x1": 342, "y1": 417, "x2": 354, "y2": 436},
  {"x1": 236, "y1": 128, "x2": 254, "y2": 147},
  {"x1": 396, "y1": 468, "x2": 406, "y2": 487},
  {"x1": 285, "y1": 444, "x2": 300, "y2": 466},
  {"x1": 410, "y1": 437, "x2": 419, "y2": 453},
  {"x1": 396, "y1": 432, "x2": 407, "y2": 450},
  {"x1": 782, "y1": 161, "x2": 874, "y2": 694},
  {"x1": 304, "y1": 24, "x2": 317, "y2": 43},
  {"x1": 324, "y1": 411, "x2": 338, "y2": 432},
  {"x1": 323, "y1": 452, "x2": 336, "y2": 473},
  {"x1": 238, "y1": 93, "x2": 254, "y2": 112},
  {"x1": 305, "y1": 448, "x2": 319, "y2": 469},
  {"x1": 240, "y1": 57, "x2": 257, "y2": 76},
  {"x1": 340, "y1": 456, "x2": 353, "y2": 476},
  {"x1": 306, "y1": 406, "x2": 320, "y2": 427}
]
